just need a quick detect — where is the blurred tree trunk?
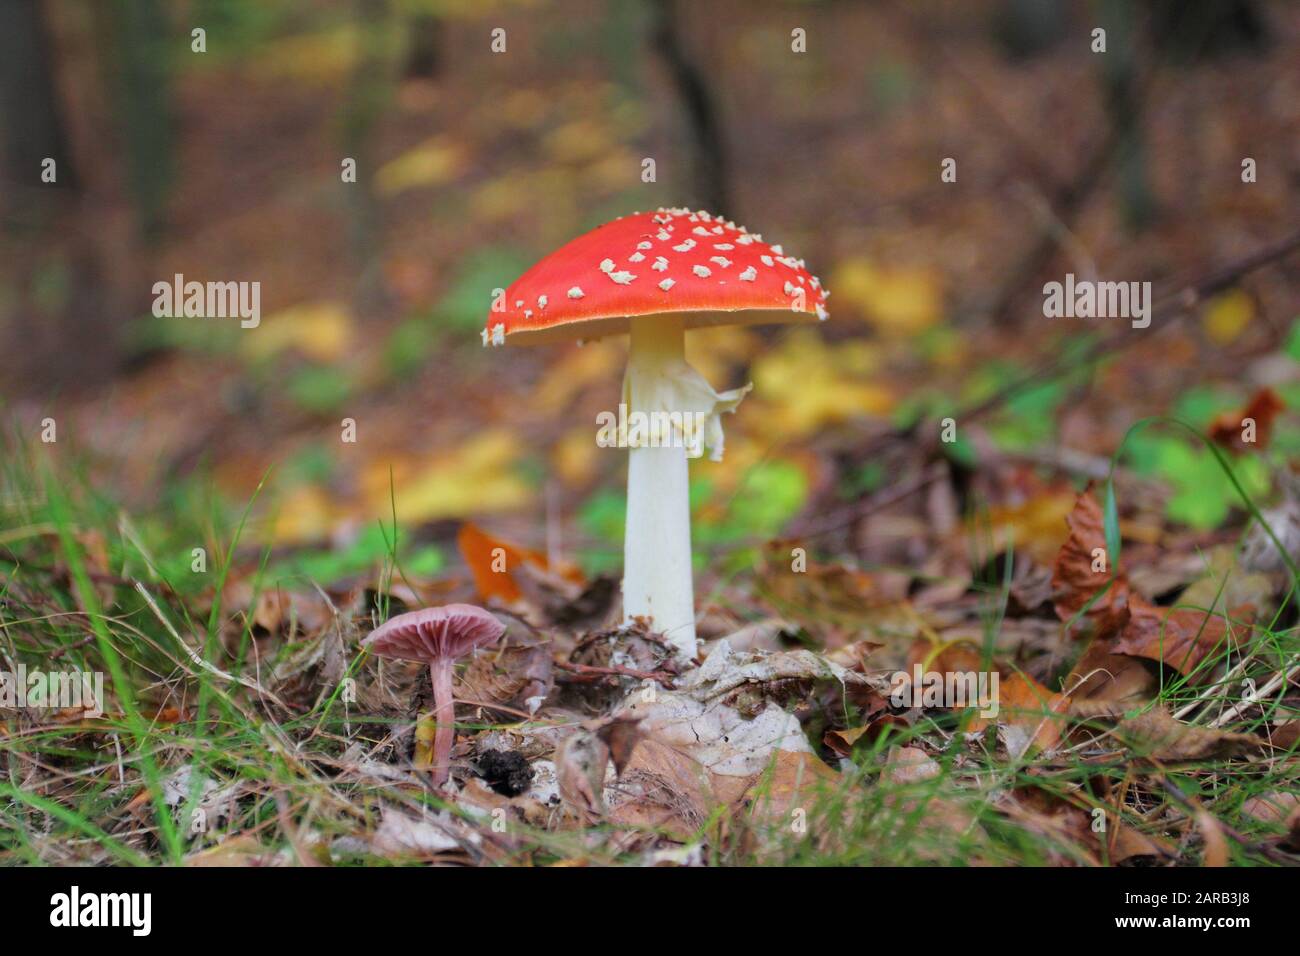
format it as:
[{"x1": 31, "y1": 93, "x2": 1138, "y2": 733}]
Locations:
[
  {"x1": 649, "y1": 0, "x2": 729, "y2": 216},
  {"x1": 992, "y1": 0, "x2": 1068, "y2": 60},
  {"x1": 0, "y1": 0, "x2": 115, "y2": 394},
  {"x1": 97, "y1": 0, "x2": 174, "y2": 242},
  {"x1": 343, "y1": 0, "x2": 396, "y2": 317},
  {"x1": 1150, "y1": 0, "x2": 1269, "y2": 61},
  {"x1": 0, "y1": 0, "x2": 75, "y2": 199},
  {"x1": 1098, "y1": 0, "x2": 1155, "y2": 234},
  {"x1": 0, "y1": 0, "x2": 169, "y2": 394},
  {"x1": 402, "y1": 11, "x2": 444, "y2": 79}
]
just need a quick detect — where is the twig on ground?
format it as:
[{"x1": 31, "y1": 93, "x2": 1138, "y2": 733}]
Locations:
[
  {"x1": 1158, "y1": 773, "x2": 1292, "y2": 864},
  {"x1": 1208, "y1": 654, "x2": 1300, "y2": 729},
  {"x1": 554, "y1": 659, "x2": 677, "y2": 687}
]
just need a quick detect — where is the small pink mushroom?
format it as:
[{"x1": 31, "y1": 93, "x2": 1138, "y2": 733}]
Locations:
[{"x1": 362, "y1": 604, "x2": 506, "y2": 787}]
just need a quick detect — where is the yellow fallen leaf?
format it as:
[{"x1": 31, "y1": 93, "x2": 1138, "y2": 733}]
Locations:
[
  {"x1": 543, "y1": 118, "x2": 616, "y2": 165},
  {"x1": 749, "y1": 329, "x2": 893, "y2": 436},
  {"x1": 251, "y1": 27, "x2": 363, "y2": 86},
  {"x1": 362, "y1": 429, "x2": 532, "y2": 523},
  {"x1": 499, "y1": 89, "x2": 551, "y2": 130},
  {"x1": 685, "y1": 325, "x2": 763, "y2": 383},
  {"x1": 243, "y1": 302, "x2": 353, "y2": 363},
  {"x1": 585, "y1": 148, "x2": 640, "y2": 191},
  {"x1": 534, "y1": 339, "x2": 623, "y2": 413},
  {"x1": 376, "y1": 136, "x2": 468, "y2": 196},
  {"x1": 976, "y1": 489, "x2": 1079, "y2": 565},
  {"x1": 269, "y1": 484, "x2": 339, "y2": 544},
  {"x1": 1202, "y1": 288, "x2": 1253, "y2": 345},
  {"x1": 831, "y1": 258, "x2": 944, "y2": 336},
  {"x1": 470, "y1": 172, "x2": 539, "y2": 224},
  {"x1": 552, "y1": 425, "x2": 601, "y2": 486}
]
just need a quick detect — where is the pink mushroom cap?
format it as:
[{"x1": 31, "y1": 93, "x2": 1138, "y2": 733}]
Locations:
[{"x1": 362, "y1": 604, "x2": 506, "y2": 663}]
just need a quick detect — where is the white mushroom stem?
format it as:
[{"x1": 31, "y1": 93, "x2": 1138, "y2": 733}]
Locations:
[
  {"x1": 623, "y1": 315, "x2": 697, "y2": 659},
  {"x1": 620, "y1": 317, "x2": 751, "y2": 659}
]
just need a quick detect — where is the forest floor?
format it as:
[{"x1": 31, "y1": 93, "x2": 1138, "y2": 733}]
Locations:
[{"x1": 2, "y1": 1, "x2": 1299, "y2": 865}]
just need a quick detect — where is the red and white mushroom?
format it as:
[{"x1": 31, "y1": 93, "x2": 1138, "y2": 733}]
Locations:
[{"x1": 484, "y1": 208, "x2": 828, "y2": 659}]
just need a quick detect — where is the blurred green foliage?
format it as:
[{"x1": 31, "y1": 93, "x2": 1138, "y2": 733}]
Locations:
[
  {"x1": 264, "y1": 521, "x2": 443, "y2": 585},
  {"x1": 437, "y1": 247, "x2": 535, "y2": 332},
  {"x1": 287, "y1": 365, "x2": 352, "y2": 414}
]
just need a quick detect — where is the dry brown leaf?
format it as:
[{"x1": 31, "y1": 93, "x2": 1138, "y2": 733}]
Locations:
[
  {"x1": 823, "y1": 713, "x2": 909, "y2": 757},
  {"x1": 1241, "y1": 791, "x2": 1300, "y2": 826},
  {"x1": 980, "y1": 487, "x2": 1079, "y2": 565},
  {"x1": 371, "y1": 809, "x2": 464, "y2": 859},
  {"x1": 1266, "y1": 721, "x2": 1300, "y2": 750},
  {"x1": 758, "y1": 541, "x2": 910, "y2": 633},
  {"x1": 1117, "y1": 708, "x2": 1263, "y2": 761},
  {"x1": 600, "y1": 644, "x2": 857, "y2": 836},
  {"x1": 871, "y1": 749, "x2": 983, "y2": 860},
  {"x1": 185, "y1": 835, "x2": 285, "y2": 867},
  {"x1": 1286, "y1": 808, "x2": 1300, "y2": 852},
  {"x1": 1051, "y1": 486, "x2": 1131, "y2": 638},
  {"x1": 456, "y1": 777, "x2": 555, "y2": 831},
  {"x1": 823, "y1": 725, "x2": 870, "y2": 757},
  {"x1": 458, "y1": 522, "x2": 579, "y2": 605},
  {"x1": 222, "y1": 578, "x2": 334, "y2": 638},
  {"x1": 1002, "y1": 789, "x2": 1172, "y2": 865},
  {"x1": 1109, "y1": 600, "x2": 1236, "y2": 683},
  {"x1": 721, "y1": 617, "x2": 803, "y2": 653},
  {"x1": 554, "y1": 729, "x2": 611, "y2": 824},
  {"x1": 1209, "y1": 387, "x2": 1284, "y2": 453},
  {"x1": 460, "y1": 628, "x2": 553, "y2": 716},
  {"x1": 1053, "y1": 489, "x2": 1240, "y2": 683},
  {"x1": 1107, "y1": 814, "x2": 1177, "y2": 864},
  {"x1": 968, "y1": 672, "x2": 1071, "y2": 754},
  {"x1": 825, "y1": 638, "x2": 886, "y2": 671},
  {"x1": 742, "y1": 749, "x2": 841, "y2": 826},
  {"x1": 885, "y1": 745, "x2": 941, "y2": 784},
  {"x1": 607, "y1": 738, "x2": 714, "y2": 839},
  {"x1": 597, "y1": 716, "x2": 647, "y2": 774},
  {"x1": 1194, "y1": 809, "x2": 1230, "y2": 867},
  {"x1": 1066, "y1": 640, "x2": 1157, "y2": 713},
  {"x1": 906, "y1": 637, "x2": 984, "y2": 676}
]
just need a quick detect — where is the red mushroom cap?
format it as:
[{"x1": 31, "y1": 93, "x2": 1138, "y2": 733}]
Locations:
[
  {"x1": 482, "y1": 207, "x2": 829, "y2": 346},
  {"x1": 362, "y1": 604, "x2": 505, "y2": 662}
]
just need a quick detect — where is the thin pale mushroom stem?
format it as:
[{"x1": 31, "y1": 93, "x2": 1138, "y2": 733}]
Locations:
[
  {"x1": 622, "y1": 314, "x2": 697, "y2": 659},
  {"x1": 427, "y1": 656, "x2": 457, "y2": 787}
]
